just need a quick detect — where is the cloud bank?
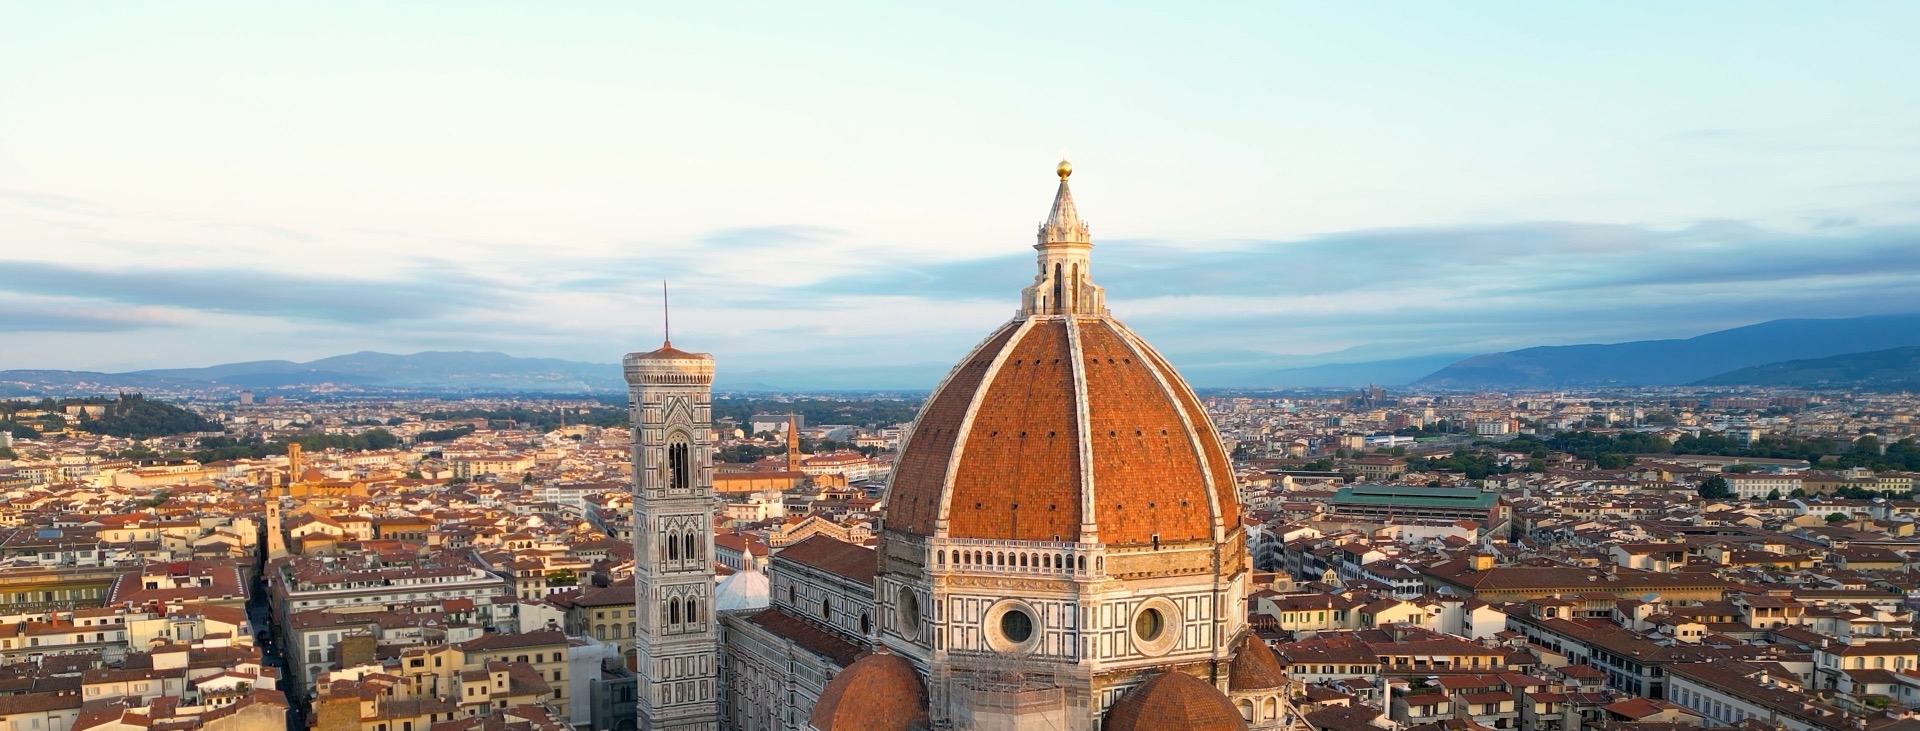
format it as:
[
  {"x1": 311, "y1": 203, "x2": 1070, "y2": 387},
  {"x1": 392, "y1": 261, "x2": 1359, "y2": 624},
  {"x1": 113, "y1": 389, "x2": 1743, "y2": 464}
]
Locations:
[{"x1": 3, "y1": 215, "x2": 1916, "y2": 381}]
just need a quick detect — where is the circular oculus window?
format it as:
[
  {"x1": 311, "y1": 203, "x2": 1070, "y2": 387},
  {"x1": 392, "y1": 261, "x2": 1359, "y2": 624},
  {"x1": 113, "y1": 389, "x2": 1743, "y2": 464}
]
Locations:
[
  {"x1": 1134, "y1": 607, "x2": 1165, "y2": 641},
  {"x1": 896, "y1": 587, "x2": 921, "y2": 636},
  {"x1": 1132, "y1": 598, "x2": 1182, "y2": 656},
  {"x1": 1001, "y1": 608, "x2": 1034, "y2": 643},
  {"x1": 984, "y1": 600, "x2": 1043, "y2": 654}
]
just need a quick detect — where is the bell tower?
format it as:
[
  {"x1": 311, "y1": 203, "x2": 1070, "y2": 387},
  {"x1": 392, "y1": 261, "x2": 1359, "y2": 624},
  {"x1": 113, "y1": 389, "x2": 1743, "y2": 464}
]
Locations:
[{"x1": 626, "y1": 337, "x2": 720, "y2": 731}]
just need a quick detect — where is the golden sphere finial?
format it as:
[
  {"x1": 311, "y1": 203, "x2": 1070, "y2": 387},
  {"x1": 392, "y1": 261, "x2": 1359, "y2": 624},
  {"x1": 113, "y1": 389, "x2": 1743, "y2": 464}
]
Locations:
[{"x1": 1057, "y1": 159, "x2": 1073, "y2": 180}]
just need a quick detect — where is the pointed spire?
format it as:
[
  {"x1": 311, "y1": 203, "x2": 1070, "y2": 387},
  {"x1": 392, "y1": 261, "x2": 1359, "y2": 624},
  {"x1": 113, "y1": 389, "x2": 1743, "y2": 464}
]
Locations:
[
  {"x1": 1022, "y1": 159, "x2": 1104, "y2": 317},
  {"x1": 1040, "y1": 159, "x2": 1089, "y2": 245}
]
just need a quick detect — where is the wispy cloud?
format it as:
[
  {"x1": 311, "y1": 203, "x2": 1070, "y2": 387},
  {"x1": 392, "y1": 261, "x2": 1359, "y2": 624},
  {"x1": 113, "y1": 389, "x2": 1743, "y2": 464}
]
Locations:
[
  {"x1": 0, "y1": 301, "x2": 185, "y2": 332},
  {"x1": 6, "y1": 216, "x2": 1919, "y2": 379},
  {"x1": 0, "y1": 261, "x2": 512, "y2": 324},
  {"x1": 784, "y1": 220, "x2": 1920, "y2": 307},
  {"x1": 695, "y1": 226, "x2": 845, "y2": 251}
]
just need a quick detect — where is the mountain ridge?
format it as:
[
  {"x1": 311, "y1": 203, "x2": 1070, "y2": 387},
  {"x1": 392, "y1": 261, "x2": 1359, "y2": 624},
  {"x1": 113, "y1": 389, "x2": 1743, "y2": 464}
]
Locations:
[
  {"x1": 1414, "y1": 313, "x2": 1920, "y2": 388},
  {"x1": 1693, "y1": 346, "x2": 1920, "y2": 390},
  {"x1": 5, "y1": 314, "x2": 1918, "y2": 395}
]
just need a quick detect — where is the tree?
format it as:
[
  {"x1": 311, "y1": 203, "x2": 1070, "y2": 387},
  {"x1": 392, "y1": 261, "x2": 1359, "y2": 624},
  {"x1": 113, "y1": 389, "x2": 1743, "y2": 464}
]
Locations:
[
  {"x1": 1766, "y1": 490, "x2": 1781, "y2": 500},
  {"x1": 1597, "y1": 454, "x2": 1630, "y2": 470},
  {"x1": 1826, "y1": 512, "x2": 1850, "y2": 523},
  {"x1": 1725, "y1": 463, "x2": 1759, "y2": 474},
  {"x1": 361, "y1": 429, "x2": 399, "y2": 450},
  {"x1": 1697, "y1": 475, "x2": 1732, "y2": 499},
  {"x1": 74, "y1": 394, "x2": 220, "y2": 438},
  {"x1": 115, "y1": 442, "x2": 160, "y2": 460}
]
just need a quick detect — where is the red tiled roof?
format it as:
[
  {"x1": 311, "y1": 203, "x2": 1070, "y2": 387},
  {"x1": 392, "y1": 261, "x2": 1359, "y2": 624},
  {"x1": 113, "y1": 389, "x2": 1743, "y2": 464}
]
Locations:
[
  {"x1": 1104, "y1": 671, "x2": 1250, "y2": 731},
  {"x1": 775, "y1": 536, "x2": 875, "y2": 583},
  {"x1": 744, "y1": 609, "x2": 862, "y2": 667},
  {"x1": 807, "y1": 650, "x2": 928, "y2": 731},
  {"x1": 885, "y1": 317, "x2": 1239, "y2": 547}
]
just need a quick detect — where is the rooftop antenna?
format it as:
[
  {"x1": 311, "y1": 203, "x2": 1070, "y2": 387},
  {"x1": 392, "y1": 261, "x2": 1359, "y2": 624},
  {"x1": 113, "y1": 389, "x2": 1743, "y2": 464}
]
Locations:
[{"x1": 662, "y1": 280, "x2": 672, "y2": 347}]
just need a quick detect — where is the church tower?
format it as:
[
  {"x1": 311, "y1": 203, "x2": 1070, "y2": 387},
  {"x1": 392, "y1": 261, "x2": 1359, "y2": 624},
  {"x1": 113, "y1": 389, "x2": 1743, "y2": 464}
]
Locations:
[{"x1": 626, "y1": 338, "x2": 720, "y2": 731}]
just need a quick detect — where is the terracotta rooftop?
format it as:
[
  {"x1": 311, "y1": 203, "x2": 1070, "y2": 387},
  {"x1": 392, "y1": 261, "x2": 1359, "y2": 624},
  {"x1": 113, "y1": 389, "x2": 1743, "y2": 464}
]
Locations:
[
  {"x1": 775, "y1": 535, "x2": 875, "y2": 584},
  {"x1": 1228, "y1": 634, "x2": 1290, "y2": 691},
  {"x1": 885, "y1": 317, "x2": 1239, "y2": 547},
  {"x1": 1104, "y1": 671, "x2": 1250, "y2": 731}
]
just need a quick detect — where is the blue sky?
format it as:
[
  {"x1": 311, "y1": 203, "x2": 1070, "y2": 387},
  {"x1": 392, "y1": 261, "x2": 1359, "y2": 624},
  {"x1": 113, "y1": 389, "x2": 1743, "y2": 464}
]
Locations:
[{"x1": 3, "y1": 3, "x2": 1919, "y2": 382}]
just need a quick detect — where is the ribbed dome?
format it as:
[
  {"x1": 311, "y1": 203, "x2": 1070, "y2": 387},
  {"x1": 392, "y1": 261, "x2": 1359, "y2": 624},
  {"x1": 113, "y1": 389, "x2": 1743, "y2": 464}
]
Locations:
[
  {"x1": 714, "y1": 568, "x2": 770, "y2": 612},
  {"x1": 1104, "y1": 671, "x2": 1250, "y2": 731},
  {"x1": 1227, "y1": 633, "x2": 1290, "y2": 691},
  {"x1": 808, "y1": 650, "x2": 929, "y2": 731},
  {"x1": 882, "y1": 163, "x2": 1238, "y2": 548},
  {"x1": 884, "y1": 314, "x2": 1238, "y2": 546}
]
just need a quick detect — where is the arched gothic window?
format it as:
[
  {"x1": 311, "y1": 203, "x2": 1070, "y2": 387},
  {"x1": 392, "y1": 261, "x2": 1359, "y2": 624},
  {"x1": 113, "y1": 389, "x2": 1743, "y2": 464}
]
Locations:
[
  {"x1": 668, "y1": 440, "x2": 691, "y2": 490},
  {"x1": 667, "y1": 531, "x2": 680, "y2": 561},
  {"x1": 1052, "y1": 263, "x2": 1064, "y2": 313},
  {"x1": 669, "y1": 600, "x2": 681, "y2": 625},
  {"x1": 683, "y1": 532, "x2": 697, "y2": 561}
]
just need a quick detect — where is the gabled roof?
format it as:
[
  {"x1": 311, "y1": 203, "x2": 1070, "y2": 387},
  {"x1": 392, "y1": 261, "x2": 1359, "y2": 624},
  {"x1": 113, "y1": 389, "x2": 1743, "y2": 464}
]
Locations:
[{"x1": 774, "y1": 535, "x2": 875, "y2": 583}]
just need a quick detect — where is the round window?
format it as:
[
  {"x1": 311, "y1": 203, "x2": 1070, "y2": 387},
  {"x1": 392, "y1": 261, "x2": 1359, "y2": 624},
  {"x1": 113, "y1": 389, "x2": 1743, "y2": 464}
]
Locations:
[
  {"x1": 896, "y1": 588, "x2": 921, "y2": 635},
  {"x1": 1000, "y1": 608, "x2": 1034, "y2": 643},
  {"x1": 1134, "y1": 607, "x2": 1164, "y2": 641},
  {"x1": 1131, "y1": 598, "x2": 1182, "y2": 657}
]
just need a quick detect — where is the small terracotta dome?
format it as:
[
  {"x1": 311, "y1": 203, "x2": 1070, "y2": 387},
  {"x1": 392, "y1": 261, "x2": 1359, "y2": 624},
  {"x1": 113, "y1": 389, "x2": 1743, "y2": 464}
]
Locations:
[
  {"x1": 807, "y1": 649, "x2": 929, "y2": 731},
  {"x1": 1104, "y1": 671, "x2": 1251, "y2": 731},
  {"x1": 1227, "y1": 633, "x2": 1289, "y2": 691}
]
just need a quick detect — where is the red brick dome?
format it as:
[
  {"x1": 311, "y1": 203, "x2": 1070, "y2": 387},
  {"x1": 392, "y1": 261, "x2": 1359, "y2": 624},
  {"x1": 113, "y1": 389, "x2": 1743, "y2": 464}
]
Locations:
[
  {"x1": 884, "y1": 315, "x2": 1238, "y2": 546},
  {"x1": 1104, "y1": 671, "x2": 1251, "y2": 731},
  {"x1": 808, "y1": 650, "x2": 929, "y2": 731},
  {"x1": 882, "y1": 166, "x2": 1239, "y2": 548},
  {"x1": 1228, "y1": 633, "x2": 1290, "y2": 691}
]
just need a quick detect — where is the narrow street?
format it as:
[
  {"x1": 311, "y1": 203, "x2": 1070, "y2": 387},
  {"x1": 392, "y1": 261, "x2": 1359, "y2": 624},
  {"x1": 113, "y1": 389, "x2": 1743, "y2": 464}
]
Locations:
[{"x1": 249, "y1": 568, "x2": 305, "y2": 730}]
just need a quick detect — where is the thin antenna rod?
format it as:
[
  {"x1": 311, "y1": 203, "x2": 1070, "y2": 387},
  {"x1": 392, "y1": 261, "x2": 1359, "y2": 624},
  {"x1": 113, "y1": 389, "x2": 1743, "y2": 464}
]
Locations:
[{"x1": 662, "y1": 280, "x2": 671, "y2": 346}]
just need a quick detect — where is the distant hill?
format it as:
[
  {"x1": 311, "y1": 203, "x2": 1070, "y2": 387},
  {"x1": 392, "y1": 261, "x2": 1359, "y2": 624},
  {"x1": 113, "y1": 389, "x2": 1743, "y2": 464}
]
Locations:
[
  {"x1": 132, "y1": 350, "x2": 626, "y2": 391},
  {"x1": 1694, "y1": 346, "x2": 1920, "y2": 390},
  {"x1": 0, "y1": 351, "x2": 625, "y2": 396},
  {"x1": 1415, "y1": 314, "x2": 1920, "y2": 389},
  {"x1": 0, "y1": 394, "x2": 219, "y2": 438},
  {"x1": 1252, "y1": 353, "x2": 1475, "y2": 388},
  {"x1": 75, "y1": 394, "x2": 222, "y2": 437},
  {"x1": 0, "y1": 350, "x2": 946, "y2": 396}
]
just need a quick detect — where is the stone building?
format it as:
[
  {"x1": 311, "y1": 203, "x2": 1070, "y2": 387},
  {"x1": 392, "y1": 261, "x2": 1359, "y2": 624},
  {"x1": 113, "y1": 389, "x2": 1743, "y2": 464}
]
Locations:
[{"x1": 642, "y1": 162, "x2": 1306, "y2": 731}]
